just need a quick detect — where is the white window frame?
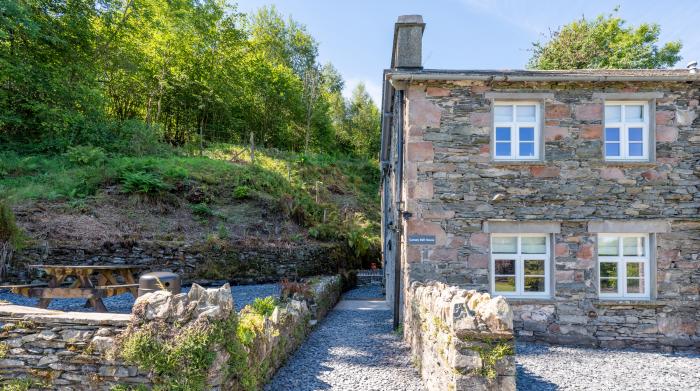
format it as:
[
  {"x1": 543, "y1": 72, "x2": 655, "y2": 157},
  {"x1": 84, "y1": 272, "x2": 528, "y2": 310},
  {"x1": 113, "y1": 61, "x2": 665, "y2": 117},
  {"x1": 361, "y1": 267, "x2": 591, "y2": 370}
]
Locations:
[
  {"x1": 597, "y1": 233, "x2": 651, "y2": 300},
  {"x1": 493, "y1": 101, "x2": 541, "y2": 161},
  {"x1": 490, "y1": 233, "x2": 550, "y2": 298},
  {"x1": 604, "y1": 101, "x2": 650, "y2": 161}
]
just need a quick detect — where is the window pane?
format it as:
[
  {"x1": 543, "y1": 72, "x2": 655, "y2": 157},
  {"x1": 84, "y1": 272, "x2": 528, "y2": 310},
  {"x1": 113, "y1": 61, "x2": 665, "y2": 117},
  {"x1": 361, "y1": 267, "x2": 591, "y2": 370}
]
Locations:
[
  {"x1": 495, "y1": 142, "x2": 511, "y2": 157},
  {"x1": 600, "y1": 278, "x2": 618, "y2": 293},
  {"x1": 629, "y1": 143, "x2": 643, "y2": 157},
  {"x1": 623, "y1": 237, "x2": 645, "y2": 256},
  {"x1": 519, "y1": 127, "x2": 535, "y2": 141},
  {"x1": 626, "y1": 262, "x2": 645, "y2": 278},
  {"x1": 605, "y1": 143, "x2": 620, "y2": 157},
  {"x1": 516, "y1": 105, "x2": 536, "y2": 122},
  {"x1": 524, "y1": 259, "x2": 545, "y2": 275},
  {"x1": 494, "y1": 259, "x2": 516, "y2": 274},
  {"x1": 495, "y1": 276, "x2": 516, "y2": 292},
  {"x1": 600, "y1": 262, "x2": 618, "y2": 278},
  {"x1": 627, "y1": 278, "x2": 644, "y2": 294},
  {"x1": 605, "y1": 105, "x2": 621, "y2": 122},
  {"x1": 599, "y1": 237, "x2": 619, "y2": 256},
  {"x1": 495, "y1": 106, "x2": 513, "y2": 122},
  {"x1": 522, "y1": 237, "x2": 546, "y2": 254},
  {"x1": 625, "y1": 105, "x2": 644, "y2": 122},
  {"x1": 629, "y1": 127, "x2": 643, "y2": 141},
  {"x1": 605, "y1": 127, "x2": 620, "y2": 141},
  {"x1": 519, "y1": 142, "x2": 535, "y2": 157},
  {"x1": 495, "y1": 127, "x2": 511, "y2": 141},
  {"x1": 524, "y1": 277, "x2": 545, "y2": 292},
  {"x1": 492, "y1": 237, "x2": 517, "y2": 254}
]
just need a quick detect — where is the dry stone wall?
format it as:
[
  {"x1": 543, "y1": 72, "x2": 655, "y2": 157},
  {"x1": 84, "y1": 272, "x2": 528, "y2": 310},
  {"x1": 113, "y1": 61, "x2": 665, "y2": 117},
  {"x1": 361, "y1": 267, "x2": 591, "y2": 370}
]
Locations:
[
  {"x1": 12, "y1": 240, "x2": 346, "y2": 284},
  {"x1": 0, "y1": 275, "x2": 342, "y2": 390},
  {"x1": 406, "y1": 281, "x2": 515, "y2": 391},
  {"x1": 399, "y1": 79, "x2": 700, "y2": 351}
]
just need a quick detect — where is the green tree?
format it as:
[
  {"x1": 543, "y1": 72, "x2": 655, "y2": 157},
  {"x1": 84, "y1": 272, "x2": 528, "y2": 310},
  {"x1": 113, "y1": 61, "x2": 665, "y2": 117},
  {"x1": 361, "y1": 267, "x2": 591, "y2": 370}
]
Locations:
[
  {"x1": 346, "y1": 83, "x2": 381, "y2": 158},
  {"x1": 529, "y1": 12, "x2": 682, "y2": 70}
]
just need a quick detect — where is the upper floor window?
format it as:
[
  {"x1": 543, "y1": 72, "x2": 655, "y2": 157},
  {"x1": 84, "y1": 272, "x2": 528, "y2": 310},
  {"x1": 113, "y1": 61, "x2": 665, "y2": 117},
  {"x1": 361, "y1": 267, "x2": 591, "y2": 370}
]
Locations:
[
  {"x1": 604, "y1": 102, "x2": 649, "y2": 161},
  {"x1": 490, "y1": 234, "x2": 550, "y2": 298},
  {"x1": 493, "y1": 102, "x2": 541, "y2": 161},
  {"x1": 598, "y1": 233, "x2": 650, "y2": 300}
]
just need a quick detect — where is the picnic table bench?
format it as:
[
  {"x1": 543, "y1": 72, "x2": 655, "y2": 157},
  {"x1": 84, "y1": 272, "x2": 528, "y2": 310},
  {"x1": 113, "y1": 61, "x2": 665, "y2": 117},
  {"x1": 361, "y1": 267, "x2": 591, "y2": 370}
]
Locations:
[{"x1": 0, "y1": 265, "x2": 146, "y2": 313}]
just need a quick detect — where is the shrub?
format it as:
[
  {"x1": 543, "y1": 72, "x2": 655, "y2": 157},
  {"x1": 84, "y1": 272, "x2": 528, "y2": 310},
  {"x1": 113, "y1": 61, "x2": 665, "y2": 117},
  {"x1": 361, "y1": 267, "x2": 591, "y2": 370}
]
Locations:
[
  {"x1": 250, "y1": 296, "x2": 277, "y2": 317},
  {"x1": 66, "y1": 145, "x2": 106, "y2": 166},
  {"x1": 190, "y1": 203, "x2": 213, "y2": 217},
  {"x1": 121, "y1": 171, "x2": 170, "y2": 194},
  {"x1": 233, "y1": 185, "x2": 250, "y2": 199},
  {"x1": 0, "y1": 202, "x2": 24, "y2": 279}
]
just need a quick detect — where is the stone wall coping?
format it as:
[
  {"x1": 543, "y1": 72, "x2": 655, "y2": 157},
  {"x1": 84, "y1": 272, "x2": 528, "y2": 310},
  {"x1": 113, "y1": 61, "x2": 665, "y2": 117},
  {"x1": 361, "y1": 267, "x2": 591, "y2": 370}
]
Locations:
[
  {"x1": 484, "y1": 92, "x2": 555, "y2": 100},
  {"x1": 483, "y1": 220, "x2": 561, "y2": 234},
  {"x1": 592, "y1": 300, "x2": 668, "y2": 308},
  {"x1": 0, "y1": 304, "x2": 131, "y2": 326},
  {"x1": 587, "y1": 220, "x2": 671, "y2": 233},
  {"x1": 592, "y1": 92, "x2": 664, "y2": 100}
]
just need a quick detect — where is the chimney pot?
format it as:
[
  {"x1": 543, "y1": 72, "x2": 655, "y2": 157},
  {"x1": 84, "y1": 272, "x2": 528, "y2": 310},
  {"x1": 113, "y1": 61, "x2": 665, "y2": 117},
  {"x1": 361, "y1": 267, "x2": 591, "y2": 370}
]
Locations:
[{"x1": 392, "y1": 15, "x2": 426, "y2": 69}]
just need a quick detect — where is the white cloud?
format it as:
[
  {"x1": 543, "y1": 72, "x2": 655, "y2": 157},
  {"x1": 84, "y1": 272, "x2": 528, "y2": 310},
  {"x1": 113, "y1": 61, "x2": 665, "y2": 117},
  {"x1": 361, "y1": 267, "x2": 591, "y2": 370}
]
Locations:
[{"x1": 343, "y1": 77, "x2": 383, "y2": 106}]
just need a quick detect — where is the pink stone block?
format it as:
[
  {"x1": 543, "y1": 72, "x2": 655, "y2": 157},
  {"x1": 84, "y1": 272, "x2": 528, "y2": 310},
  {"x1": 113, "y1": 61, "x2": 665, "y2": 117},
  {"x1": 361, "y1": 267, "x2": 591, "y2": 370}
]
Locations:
[
  {"x1": 655, "y1": 110, "x2": 675, "y2": 126},
  {"x1": 429, "y1": 247, "x2": 458, "y2": 261},
  {"x1": 407, "y1": 142, "x2": 434, "y2": 162},
  {"x1": 406, "y1": 220, "x2": 447, "y2": 245},
  {"x1": 468, "y1": 254, "x2": 489, "y2": 269},
  {"x1": 408, "y1": 99, "x2": 441, "y2": 129},
  {"x1": 469, "y1": 233, "x2": 490, "y2": 250},
  {"x1": 530, "y1": 166, "x2": 560, "y2": 178},
  {"x1": 576, "y1": 244, "x2": 593, "y2": 260},
  {"x1": 426, "y1": 87, "x2": 451, "y2": 97},
  {"x1": 409, "y1": 180, "x2": 434, "y2": 200},
  {"x1": 470, "y1": 112, "x2": 491, "y2": 127},
  {"x1": 555, "y1": 243, "x2": 569, "y2": 257},
  {"x1": 574, "y1": 104, "x2": 603, "y2": 121},
  {"x1": 544, "y1": 126, "x2": 568, "y2": 141},
  {"x1": 580, "y1": 125, "x2": 603, "y2": 140},
  {"x1": 556, "y1": 270, "x2": 575, "y2": 283},
  {"x1": 599, "y1": 167, "x2": 624, "y2": 180},
  {"x1": 656, "y1": 126, "x2": 679, "y2": 142},
  {"x1": 546, "y1": 104, "x2": 571, "y2": 119}
]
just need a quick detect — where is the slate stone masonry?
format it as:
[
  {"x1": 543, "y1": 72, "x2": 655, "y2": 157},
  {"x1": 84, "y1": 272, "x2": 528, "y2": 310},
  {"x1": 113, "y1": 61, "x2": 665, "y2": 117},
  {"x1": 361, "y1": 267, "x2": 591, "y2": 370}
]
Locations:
[{"x1": 397, "y1": 79, "x2": 700, "y2": 351}]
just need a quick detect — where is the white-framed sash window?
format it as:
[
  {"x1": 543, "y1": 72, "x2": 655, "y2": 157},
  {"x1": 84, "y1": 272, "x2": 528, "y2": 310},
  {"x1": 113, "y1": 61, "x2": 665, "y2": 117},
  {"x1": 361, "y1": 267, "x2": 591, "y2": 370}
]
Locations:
[
  {"x1": 604, "y1": 102, "x2": 649, "y2": 160},
  {"x1": 493, "y1": 102, "x2": 541, "y2": 160},
  {"x1": 490, "y1": 233, "x2": 550, "y2": 298},
  {"x1": 598, "y1": 233, "x2": 651, "y2": 299}
]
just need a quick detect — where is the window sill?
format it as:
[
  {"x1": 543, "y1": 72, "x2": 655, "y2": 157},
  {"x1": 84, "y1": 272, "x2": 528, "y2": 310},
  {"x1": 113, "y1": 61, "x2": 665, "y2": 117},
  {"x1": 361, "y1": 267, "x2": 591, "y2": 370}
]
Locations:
[
  {"x1": 601, "y1": 160, "x2": 656, "y2": 167},
  {"x1": 491, "y1": 160, "x2": 546, "y2": 166}
]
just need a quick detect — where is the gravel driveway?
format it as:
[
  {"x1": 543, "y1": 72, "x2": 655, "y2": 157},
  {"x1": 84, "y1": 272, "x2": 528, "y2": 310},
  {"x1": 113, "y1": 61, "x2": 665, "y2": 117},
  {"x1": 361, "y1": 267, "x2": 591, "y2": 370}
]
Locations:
[
  {"x1": 265, "y1": 299, "x2": 425, "y2": 391},
  {"x1": 516, "y1": 342, "x2": 700, "y2": 390}
]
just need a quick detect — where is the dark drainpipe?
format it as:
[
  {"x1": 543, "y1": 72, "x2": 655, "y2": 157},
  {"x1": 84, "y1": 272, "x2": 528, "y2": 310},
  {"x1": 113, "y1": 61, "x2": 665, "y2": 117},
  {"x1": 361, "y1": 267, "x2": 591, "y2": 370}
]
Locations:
[{"x1": 393, "y1": 89, "x2": 404, "y2": 330}]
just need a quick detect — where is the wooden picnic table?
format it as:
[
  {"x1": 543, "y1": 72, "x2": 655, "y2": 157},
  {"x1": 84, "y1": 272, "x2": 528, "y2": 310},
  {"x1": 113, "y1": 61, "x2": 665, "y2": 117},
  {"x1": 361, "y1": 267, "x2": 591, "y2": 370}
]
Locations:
[{"x1": 3, "y1": 265, "x2": 146, "y2": 313}]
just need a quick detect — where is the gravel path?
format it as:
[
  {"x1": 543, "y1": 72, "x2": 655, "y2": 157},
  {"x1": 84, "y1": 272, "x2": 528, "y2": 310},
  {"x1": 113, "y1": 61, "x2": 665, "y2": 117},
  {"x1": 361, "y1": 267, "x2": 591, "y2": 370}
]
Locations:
[
  {"x1": 0, "y1": 283, "x2": 279, "y2": 313},
  {"x1": 516, "y1": 342, "x2": 700, "y2": 390},
  {"x1": 341, "y1": 283, "x2": 383, "y2": 300},
  {"x1": 265, "y1": 299, "x2": 425, "y2": 391}
]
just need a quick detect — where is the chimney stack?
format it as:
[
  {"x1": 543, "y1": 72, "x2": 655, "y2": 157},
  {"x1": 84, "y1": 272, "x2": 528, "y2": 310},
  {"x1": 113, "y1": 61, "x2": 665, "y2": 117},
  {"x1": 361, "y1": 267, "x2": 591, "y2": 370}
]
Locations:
[{"x1": 392, "y1": 15, "x2": 425, "y2": 69}]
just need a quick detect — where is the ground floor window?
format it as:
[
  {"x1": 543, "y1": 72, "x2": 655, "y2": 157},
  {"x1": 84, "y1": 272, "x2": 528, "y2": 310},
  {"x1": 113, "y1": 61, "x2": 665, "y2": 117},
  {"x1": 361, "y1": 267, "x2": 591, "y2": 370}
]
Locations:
[
  {"x1": 490, "y1": 234, "x2": 550, "y2": 298},
  {"x1": 598, "y1": 233, "x2": 650, "y2": 299}
]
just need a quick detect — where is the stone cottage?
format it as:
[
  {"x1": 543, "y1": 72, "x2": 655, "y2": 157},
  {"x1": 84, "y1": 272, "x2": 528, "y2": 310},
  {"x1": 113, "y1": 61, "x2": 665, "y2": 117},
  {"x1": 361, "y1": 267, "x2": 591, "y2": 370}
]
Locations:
[{"x1": 381, "y1": 15, "x2": 699, "y2": 351}]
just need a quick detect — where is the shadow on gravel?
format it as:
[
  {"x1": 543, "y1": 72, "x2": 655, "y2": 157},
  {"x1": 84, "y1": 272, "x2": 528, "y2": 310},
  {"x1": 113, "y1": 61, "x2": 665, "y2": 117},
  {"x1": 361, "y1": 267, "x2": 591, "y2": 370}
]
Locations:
[{"x1": 516, "y1": 365, "x2": 559, "y2": 391}]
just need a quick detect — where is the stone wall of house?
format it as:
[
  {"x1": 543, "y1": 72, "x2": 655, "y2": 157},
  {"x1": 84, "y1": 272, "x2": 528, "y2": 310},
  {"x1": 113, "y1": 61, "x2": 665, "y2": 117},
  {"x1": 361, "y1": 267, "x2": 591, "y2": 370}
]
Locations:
[
  {"x1": 405, "y1": 281, "x2": 515, "y2": 391},
  {"x1": 11, "y1": 239, "x2": 347, "y2": 284},
  {"x1": 0, "y1": 275, "x2": 343, "y2": 389},
  {"x1": 399, "y1": 79, "x2": 700, "y2": 350}
]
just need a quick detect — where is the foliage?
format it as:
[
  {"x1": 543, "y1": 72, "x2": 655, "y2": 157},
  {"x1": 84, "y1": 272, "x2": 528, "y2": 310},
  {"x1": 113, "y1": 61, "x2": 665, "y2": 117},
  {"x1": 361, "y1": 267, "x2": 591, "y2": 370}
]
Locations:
[
  {"x1": 529, "y1": 10, "x2": 682, "y2": 69},
  {"x1": 0, "y1": 379, "x2": 35, "y2": 391},
  {"x1": 250, "y1": 296, "x2": 278, "y2": 317},
  {"x1": 233, "y1": 185, "x2": 251, "y2": 199},
  {"x1": 0, "y1": 342, "x2": 7, "y2": 359},
  {"x1": 121, "y1": 172, "x2": 170, "y2": 195},
  {"x1": 0, "y1": 0, "x2": 379, "y2": 157},
  {"x1": 0, "y1": 202, "x2": 24, "y2": 280},
  {"x1": 463, "y1": 337, "x2": 515, "y2": 379},
  {"x1": 66, "y1": 146, "x2": 106, "y2": 166},
  {"x1": 191, "y1": 203, "x2": 214, "y2": 217}
]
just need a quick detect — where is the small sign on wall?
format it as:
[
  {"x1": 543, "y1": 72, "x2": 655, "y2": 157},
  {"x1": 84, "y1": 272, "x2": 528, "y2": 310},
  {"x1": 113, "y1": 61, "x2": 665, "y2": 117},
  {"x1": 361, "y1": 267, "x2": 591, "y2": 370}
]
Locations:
[{"x1": 407, "y1": 234, "x2": 436, "y2": 245}]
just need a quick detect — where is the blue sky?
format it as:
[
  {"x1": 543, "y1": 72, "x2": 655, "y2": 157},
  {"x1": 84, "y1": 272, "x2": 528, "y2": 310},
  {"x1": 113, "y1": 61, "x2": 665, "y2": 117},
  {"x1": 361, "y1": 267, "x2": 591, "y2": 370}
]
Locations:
[{"x1": 237, "y1": 0, "x2": 700, "y2": 103}]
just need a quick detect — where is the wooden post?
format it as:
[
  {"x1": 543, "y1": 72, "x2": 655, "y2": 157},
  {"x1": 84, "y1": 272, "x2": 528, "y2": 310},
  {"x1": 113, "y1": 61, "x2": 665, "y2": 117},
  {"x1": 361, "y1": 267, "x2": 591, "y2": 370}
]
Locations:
[{"x1": 249, "y1": 132, "x2": 255, "y2": 164}]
